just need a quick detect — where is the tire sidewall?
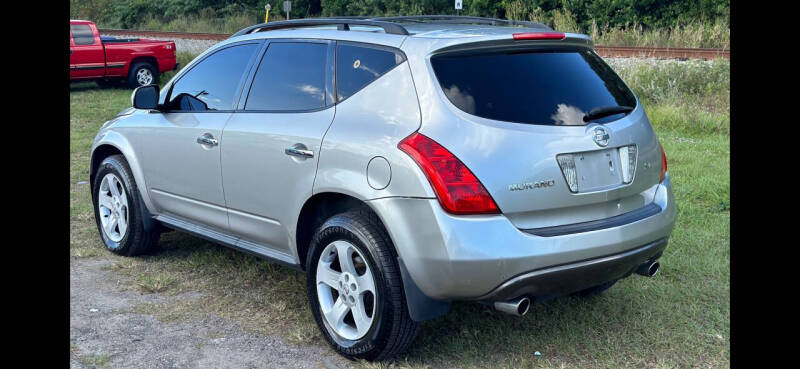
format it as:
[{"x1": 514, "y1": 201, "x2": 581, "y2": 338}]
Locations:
[
  {"x1": 92, "y1": 157, "x2": 137, "y2": 254},
  {"x1": 306, "y1": 215, "x2": 391, "y2": 355}
]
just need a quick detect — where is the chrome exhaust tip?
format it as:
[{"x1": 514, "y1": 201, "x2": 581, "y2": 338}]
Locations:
[
  {"x1": 635, "y1": 260, "x2": 660, "y2": 277},
  {"x1": 493, "y1": 297, "x2": 531, "y2": 317}
]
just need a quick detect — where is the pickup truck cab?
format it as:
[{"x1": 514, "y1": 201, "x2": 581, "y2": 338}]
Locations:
[{"x1": 70, "y1": 20, "x2": 179, "y2": 87}]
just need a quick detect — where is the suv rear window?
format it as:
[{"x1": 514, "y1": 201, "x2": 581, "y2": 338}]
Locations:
[{"x1": 430, "y1": 49, "x2": 636, "y2": 126}]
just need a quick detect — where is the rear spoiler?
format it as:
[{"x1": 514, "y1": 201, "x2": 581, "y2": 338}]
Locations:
[{"x1": 429, "y1": 33, "x2": 594, "y2": 55}]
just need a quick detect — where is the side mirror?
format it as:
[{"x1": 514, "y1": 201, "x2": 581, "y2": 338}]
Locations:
[{"x1": 131, "y1": 85, "x2": 160, "y2": 110}]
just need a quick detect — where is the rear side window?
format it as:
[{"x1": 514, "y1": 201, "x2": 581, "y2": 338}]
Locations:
[
  {"x1": 336, "y1": 44, "x2": 405, "y2": 101},
  {"x1": 70, "y1": 24, "x2": 95, "y2": 45},
  {"x1": 168, "y1": 43, "x2": 260, "y2": 111},
  {"x1": 430, "y1": 49, "x2": 637, "y2": 126},
  {"x1": 245, "y1": 42, "x2": 328, "y2": 111}
]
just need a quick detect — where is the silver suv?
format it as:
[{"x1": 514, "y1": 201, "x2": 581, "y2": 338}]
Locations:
[{"x1": 90, "y1": 16, "x2": 676, "y2": 361}]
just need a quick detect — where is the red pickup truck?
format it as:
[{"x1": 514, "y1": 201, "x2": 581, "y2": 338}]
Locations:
[{"x1": 70, "y1": 20, "x2": 178, "y2": 87}]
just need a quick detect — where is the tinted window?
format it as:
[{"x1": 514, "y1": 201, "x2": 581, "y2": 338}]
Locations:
[
  {"x1": 337, "y1": 44, "x2": 404, "y2": 101},
  {"x1": 245, "y1": 42, "x2": 328, "y2": 111},
  {"x1": 430, "y1": 49, "x2": 637, "y2": 126},
  {"x1": 168, "y1": 43, "x2": 260, "y2": 111},
  {"x1": 71, "y1": 24, "x2": 95, "y2": 45}
]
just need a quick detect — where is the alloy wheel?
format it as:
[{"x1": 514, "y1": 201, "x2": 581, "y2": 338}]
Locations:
[
  {"x1": 316, "y1": 240, "x2": 377, "y2": 340},
  {"x1": 97, "y1": 173, "x2": 129, "y2": 242}
]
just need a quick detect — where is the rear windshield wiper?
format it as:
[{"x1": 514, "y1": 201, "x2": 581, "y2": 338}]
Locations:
[{"x1": 583, "y1": 105, "x2": 634, "y2": 122}]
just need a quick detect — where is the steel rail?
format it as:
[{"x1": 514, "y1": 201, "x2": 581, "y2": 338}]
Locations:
[{"x1": 98, "y1": 28, "x2": 730, "y2": 60}]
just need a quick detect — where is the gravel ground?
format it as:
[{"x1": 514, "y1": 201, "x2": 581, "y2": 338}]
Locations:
[
  {"x1": 100, "y1": 34, "x2": 219, "y2": 54},
  {"x1": 70, "y1": 257, "x2": 355, "y2": 369}
]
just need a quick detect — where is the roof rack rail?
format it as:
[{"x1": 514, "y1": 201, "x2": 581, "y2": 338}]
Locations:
[
  {"x1": 370, "y1": 15, "x2": 551, "y2": 30},
  {"x1": 230, "y1": 18, "x2": 409, "y2": 38}
]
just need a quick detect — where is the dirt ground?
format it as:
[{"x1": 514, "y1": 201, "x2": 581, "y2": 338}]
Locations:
[{"x1": 70, "y1": 257, "x2": 355, "y2": 369}]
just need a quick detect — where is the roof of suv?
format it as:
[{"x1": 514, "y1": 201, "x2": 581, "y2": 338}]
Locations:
[{"x1": 225, "y1": 16, "x2": 592, "y2": 55}]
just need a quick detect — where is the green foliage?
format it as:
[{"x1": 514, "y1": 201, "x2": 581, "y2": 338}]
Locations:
[{"x1": 71, "y1": 0, "x2": 729, "y2": 47}]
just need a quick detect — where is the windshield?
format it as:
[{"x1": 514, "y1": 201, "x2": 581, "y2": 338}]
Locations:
[{"x1": 430, "y1": 48, "x2": 637, "y2": 126}]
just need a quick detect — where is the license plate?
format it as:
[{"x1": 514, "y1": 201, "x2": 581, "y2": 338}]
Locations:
[{"x1": 573, "y1": 148, "x2": 623, "y2": 192}]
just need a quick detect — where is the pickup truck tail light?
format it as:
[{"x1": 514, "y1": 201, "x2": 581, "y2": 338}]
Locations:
[{"x1": 399, "y1": 132, "x2": 500, "y2": 215}]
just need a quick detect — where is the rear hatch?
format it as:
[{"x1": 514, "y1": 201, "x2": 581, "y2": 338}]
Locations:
[{"x1": 421, "y1": 38, "x2": 664, "y2": 229}]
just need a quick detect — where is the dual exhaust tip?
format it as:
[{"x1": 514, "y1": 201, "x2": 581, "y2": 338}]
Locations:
[
  {"x1": 490, "y1": 259, "x2": 661, "y2": 317},
  {"x1": 635, "y1": 259, "x2": 660, "y2": 277},
  {"x1": 493, "y1": 297, "x2": 531, "y2": 317}
]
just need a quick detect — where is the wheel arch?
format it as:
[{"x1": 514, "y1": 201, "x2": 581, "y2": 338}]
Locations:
[
  {"x1": 295, "y1": 192, "x2": 374, "y2": 271},
  {"x1": 130, "y1": 56, "x2": 158, "y2": 72},
  {"x1": 295, "y1": 191, "x2": 450, "y2": 322},
  {"x1": 90, "y1": 132, "x2": 156, "y2": 215}
]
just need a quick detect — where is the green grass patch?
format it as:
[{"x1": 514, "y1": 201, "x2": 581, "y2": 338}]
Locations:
[
  {"x1": 75, "y1": 353, "x2": 112, "y2": 369},
  {"x1": 69, "y1": 59, "x2": 728, "y2": 367}
]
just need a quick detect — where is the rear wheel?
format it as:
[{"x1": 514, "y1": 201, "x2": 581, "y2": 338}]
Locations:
[
  {"x1": 92, "y1": 155, "x2": 160, "y2": 256},
  {"x1": 127, "y1": 62, "x2": 158, "y2": 88},
  {"x1": 306, "y1": 211, "x2": 419, "y2": 361}
]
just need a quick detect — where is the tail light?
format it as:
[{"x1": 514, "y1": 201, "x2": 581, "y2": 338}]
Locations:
[
  {"x1": 659, "y1": 143, "x2": 668, "y2": 182},
  {"x1": 398, "y1": 132, "x2": 500, "y2": 215}
]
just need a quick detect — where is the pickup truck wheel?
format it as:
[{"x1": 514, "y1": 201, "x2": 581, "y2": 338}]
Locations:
[
  {"x1": 128, "y1": 62, "x2": 158, "y2": 87},
  {"x1": 92, "y1": 154, "x2": 160, "y2": 256},
  {"x1": 306, "y1": 211, "x2": 419, "y2": 361}
]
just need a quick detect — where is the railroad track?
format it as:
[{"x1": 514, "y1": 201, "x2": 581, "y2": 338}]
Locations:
[{"x1": 100, "y1": 28, "x2": 730, "y2": 60}]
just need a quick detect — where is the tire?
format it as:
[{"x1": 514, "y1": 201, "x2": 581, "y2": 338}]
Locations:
[
  {"x1": 306, "y1": 210, "x2": 419, "y2": 361},
  {"x1": 574, "y1": 279, "x2": 618, "y2": 297},
  {"x1": 127, "y1": 62, "x2": 158, "y2": 88},
  {"x1": 92, "y1": 154, "x2": 160, "y2": 256}
]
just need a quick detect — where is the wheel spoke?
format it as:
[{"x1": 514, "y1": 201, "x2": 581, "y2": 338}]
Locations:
[
  {"x1": 325, "y1": 297, "x2": 350, "y2": 328},
  {"x1": 104, "y1": 217, "x2": 118, "y2": 236},
  {"x1": 352, "y1": 297, "x2": 372, "y2": 334},
  {"x1": 98, "y1": 193, "x2": 114, "y2": 210},
  {"x1": 335, "y1": 242, "x2": 356, "y2": 275},
  {"x1": 109, "y1": 177, "x2": 122, "y2": 199},
  {"x1": 356, "y1": 273, "x2": 375, "y2": 295},
  {"x1": 116, "y1": 213, "x2": 128, "y2": 237},
  {"x1": 316, "y1": 262, "x2": 341, "y2": 289}
]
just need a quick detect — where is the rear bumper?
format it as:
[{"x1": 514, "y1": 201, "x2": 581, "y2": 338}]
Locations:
[
  {"x1": 368, "y1": 175, "x2": 676, "y2": 300},
  {"x1": 477, "y1": 237, "x2": 667, "y2": 301}
]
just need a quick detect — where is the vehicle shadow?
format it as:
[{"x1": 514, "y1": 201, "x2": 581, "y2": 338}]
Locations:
[
  {"x1": 69, "y1": 81, "x2": 131, "y2": 92},
  {"x1": 136, "y1": 230, "x2": 678, "y2": 366}
]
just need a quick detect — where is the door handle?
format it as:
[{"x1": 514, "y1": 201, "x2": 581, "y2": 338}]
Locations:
[
  {"x1": 196, "y1": 134, "x2": 218, "y2": 147},
  {"x1": 285, "y1": 145, "x2": 314, "y2": 158}
]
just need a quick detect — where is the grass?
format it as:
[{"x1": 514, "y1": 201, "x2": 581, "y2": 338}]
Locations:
[
  {"x1": 507, "y1": 2, "x2": 729, "y2": 48},
  {"x1": 75, "y1": 353, "x2": 112, "y2": 369},
  {"x1": 69, "y1": 58, "x2": 729, "y2": 367}
]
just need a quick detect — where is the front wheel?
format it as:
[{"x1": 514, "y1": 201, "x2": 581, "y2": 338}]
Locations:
[
  {"x1": 92, "y1": 155, "x2": 160, "y2": 256},
  {"x1": 306, "y1": 211, "x2": 419, "y2": 361}
]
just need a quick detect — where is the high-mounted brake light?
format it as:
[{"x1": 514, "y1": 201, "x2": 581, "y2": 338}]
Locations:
[
  {"x1": 399, "y1": 132, "x2": 500, "y2": 215},
  {"x1": 512, "y1": 32, "x2": 566, "y2": 40},
  {"x1": 659, "y1": 143, "x2": 668, "y2": 182}
]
